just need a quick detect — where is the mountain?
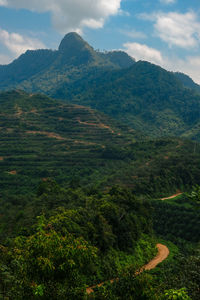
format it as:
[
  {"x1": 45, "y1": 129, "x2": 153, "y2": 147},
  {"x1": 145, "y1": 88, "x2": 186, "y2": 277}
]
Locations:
[
  {"x1": 0, "y1": 33, "x2": 200, "y2": 140},
  {"x1": 174, "y1": 72, "x2": 200, "y2": 93},
  {"x1": 0, "y1": 32, "x2": 135, "y2": 92},
  {"x1": 0, "y1": 90, "x2": 200, "y2": 197},
  {"x1": 0, "y1": 33, "x2": 199, "y2": 300},
  {"x1": 53, "y1": 60, "x2": 200, "y2": 139}
]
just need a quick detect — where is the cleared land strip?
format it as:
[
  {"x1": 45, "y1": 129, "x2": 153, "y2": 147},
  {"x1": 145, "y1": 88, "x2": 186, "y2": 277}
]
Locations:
[{"x1": 160, "y1": 192, "x2": 183, "y2": 200}]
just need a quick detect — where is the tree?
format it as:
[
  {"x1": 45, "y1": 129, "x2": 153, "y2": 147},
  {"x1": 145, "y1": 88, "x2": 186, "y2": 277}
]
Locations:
[
  {"x1": 187, "y1": 185, "x2": 200, "y2": 208},
  {"x1": 164, "y1": 288, "x2": 191, "y2": 300},
  {"x1": 7, "y1": 214, "x2": 98, "y2": 299}
]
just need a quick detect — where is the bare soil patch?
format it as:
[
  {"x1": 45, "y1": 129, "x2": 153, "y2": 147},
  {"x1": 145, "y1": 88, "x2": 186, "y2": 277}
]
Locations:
[
  {"x1": 15, "y1": 105, "x2": 23, "y2": 117},
  {"x1": 30, "y1": 108, "x2": 37, "y2": 114},
  {"x1": 8, "y1": 170, "x2": 17, "y2": 175},
  {"x1": 26, "y1": 131, "x2": 66, "y2": 141},
  {"x1": 142, "y1": 244, "x2": 169, "y2": 271},
  {"x1": 6, "y1": 128, "x2": 14, "y2": 133},
  {"x1": 77, "y1": 118, "x2": 115, "y2": 134}
]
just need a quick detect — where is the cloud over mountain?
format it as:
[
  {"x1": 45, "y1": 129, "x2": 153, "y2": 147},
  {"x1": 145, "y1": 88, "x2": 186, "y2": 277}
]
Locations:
[
  {"x1": 0, "y1": 29, "x2": 45, "y2": 62},
  {"x1": 123, "y1": 42, "x2": 164, "y2": 65},
  {"x1": 0, "y1": 0, "x2": 122, "y2": 33}
]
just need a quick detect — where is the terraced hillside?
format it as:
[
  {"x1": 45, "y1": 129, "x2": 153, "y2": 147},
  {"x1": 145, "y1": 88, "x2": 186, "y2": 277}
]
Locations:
[
  {"x1": 0, "y1": 90, "x2": 138, "y2": 195},
  {"x1": 57, "y1": 60, "x2": 200, "y2": 140},
  {"x1": 0, "y1": 90, "x2": 200, "y2": 197}
]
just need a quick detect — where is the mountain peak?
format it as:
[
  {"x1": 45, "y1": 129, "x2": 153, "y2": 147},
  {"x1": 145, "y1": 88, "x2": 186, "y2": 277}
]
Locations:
[
  {"x1": 57, "y1": 32, "x2": 96, "y2": 65},
  {"x1": 58, "y1": 32, "x2": 93, "y2": 53}
]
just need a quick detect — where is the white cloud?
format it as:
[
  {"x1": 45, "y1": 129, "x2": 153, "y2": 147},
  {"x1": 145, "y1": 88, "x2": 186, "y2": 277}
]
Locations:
[
  {"x1": 0, "y1": 29, "x2": 45, "y2": 57},
  {"x1": 0, "y1": 53, "x2": 12, "y2": 64},
  {"x1": 123, "y1": 42, "x2": 164, "y2": 65},
  {"x1": 123, "y1": 41, "x2": 200, "y2": 84},
  {"x1": 0, "y1": 0, "x2": 122, "y2": 33},
  {"x1": 141, "y1": 11, "x2": 200, "y2": 49},
  {"x1": 160, "y1": 0, "x2": 176, "y2": 4},
  {"x1": 155, "y1": 11, "x2": 200, "y2": 48},
  {"x1": 164, "y1": 55, "x2": 200, "y2": 84},
  {"x1": 118, "y1": 9, "x2": 130, "y2": 17}
]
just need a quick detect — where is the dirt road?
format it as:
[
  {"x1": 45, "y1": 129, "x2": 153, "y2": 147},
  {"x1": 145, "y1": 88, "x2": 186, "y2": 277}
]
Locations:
[
  {"x1": 143, "y1": 243, "x2": 169, "y2": 271},
  {"x1": 160, "y1": 192, "x2": 182, "y2": 201},
  {"x1": 86, "y1": 243, "x2": 169, "y2": 294}
]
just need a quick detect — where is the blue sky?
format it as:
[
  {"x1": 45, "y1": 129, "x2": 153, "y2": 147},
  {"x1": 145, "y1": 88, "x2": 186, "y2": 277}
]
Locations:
[{"x1": 0, "y1": 0, "x2": 200, "y2": 83}]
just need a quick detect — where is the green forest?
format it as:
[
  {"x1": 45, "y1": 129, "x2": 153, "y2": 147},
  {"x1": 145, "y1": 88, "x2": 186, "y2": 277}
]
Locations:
[
  {"x1": 0, "y1": 33, "x2": 200, "y2": 299},
  {"x1": 0, "y1": 90, "x2": 199, "y2": 299},
  {"x1": 0, "y1": 181, "x2": 199, "y2": 299}
]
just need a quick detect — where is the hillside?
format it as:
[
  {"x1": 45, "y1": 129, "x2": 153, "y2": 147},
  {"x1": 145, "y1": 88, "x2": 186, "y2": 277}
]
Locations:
[
  {"x1": 55, "y1": 60, "x2": 200, "y2": 139},
  {"x1": 0, "y1": 32, "x2": 135, "y2": 92},
  {"x1": 0, "y1": 90, "x2": 200, "y2": 197},
  {"x1": 0, "y1": 90, "x2": 136, "y2": 195},
  {"x1": 174, "y1": 72, "x2": 200, "y2": 93}
]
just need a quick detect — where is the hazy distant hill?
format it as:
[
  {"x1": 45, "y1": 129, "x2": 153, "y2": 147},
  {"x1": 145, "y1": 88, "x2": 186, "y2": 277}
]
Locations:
[{"x1": 0, "y1": 90, "x2": 200, "y2": 196}]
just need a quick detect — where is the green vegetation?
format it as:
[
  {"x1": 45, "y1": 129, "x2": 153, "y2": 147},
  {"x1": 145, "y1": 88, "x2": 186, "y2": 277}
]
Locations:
[
  {"x1": 58, "y1": 60, "x2": 200, "y2": 140},
  {"x1": 164, "y1": 288, "x2": 192, "y2": 300},
  {"x1": 0, "y1": 33, "x2": 199, "y2": 299},
  {"x1": 1, "y1": 33, "x2": 200, "y2": 140},
  {"x1": 174, "y1": 72, "x2": 200, "y2": 93},
  {"x1": 186, "y1": 185, "x2": 200, "y2": 207},
  {"x1": 148, "y1": 190, "x2": 200, "y2": 300},
  {"x1": 1, "y1": 90, "x2": 200, "y2": 199},
  {"x1": 152, "y1": 193, "x2": 200, "y2": 242},
  {"x1": 0, "y1": 184, "x2": 156, "y2": 299},
  {"x1": 0, "y1": 32, "x2": 134, "y2": 93},
  {"x1": 0, "y1": 180, "x2": 199, "y2": 299}
]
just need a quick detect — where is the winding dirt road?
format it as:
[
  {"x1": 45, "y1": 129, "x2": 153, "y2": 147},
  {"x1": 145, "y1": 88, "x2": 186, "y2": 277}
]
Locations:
[
  {"x1": 86, "y1": 243, "x2": 169, "y2": 294},
  {"x1": 142, "y1": 243, "x2": 169, "y2": 271}
]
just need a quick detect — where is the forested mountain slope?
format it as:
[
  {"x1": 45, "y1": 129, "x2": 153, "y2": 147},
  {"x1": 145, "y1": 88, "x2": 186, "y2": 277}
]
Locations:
[
  {"x1": 1, "y1": 33, "x2": 200, "y2": 140},
  {"x1": 174, "y1": 72, "x2": 200, "y2": 93},
  {"x1": 0, "y1": 32, "x2": 135, "y2": 92},
  {"x1": 55, "y1": 61, "x2": 200, "y2": 139}
]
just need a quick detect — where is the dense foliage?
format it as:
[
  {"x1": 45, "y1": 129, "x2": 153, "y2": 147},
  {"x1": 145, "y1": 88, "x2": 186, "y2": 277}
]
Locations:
[
  {"x1": 174, "y1": 72, "x2": 200, "y2": 93},
  {"x1": 0, "y1": 184, "x2": 156, "y2": 299},
  {"x1": 152, "y1": 196, "x2": 200, "y2": 242},
  {"x1": 0, "y1": 33, "x2": 134, "y2": 92},
  {"x1": 56, "y1": 61, "x2": 200, "y2": 140},
  {"x1": 1, "y1": 91, "x2": 200, "y2": 199},
  {"x1": 1, "y1": 184, "x2": 199, "y2": 299}
]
